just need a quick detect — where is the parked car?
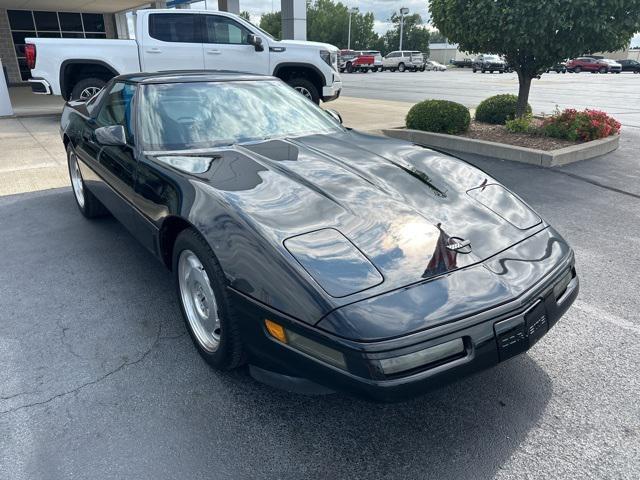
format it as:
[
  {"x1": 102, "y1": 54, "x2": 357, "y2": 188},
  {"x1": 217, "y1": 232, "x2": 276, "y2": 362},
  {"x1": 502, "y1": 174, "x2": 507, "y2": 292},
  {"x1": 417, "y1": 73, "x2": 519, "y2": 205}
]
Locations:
[
  {"x1": 347, "y1": 52, "x2": 377, "y2": 73},
  {"x1": 338, "y1": 49, "x2": 357, "y2": 72},
  {"x1": 566, "y1": 57, "x2": 609, "y2": 73},
  {"x1": 449, "y1": 58, "x2": 473, "y2": 68},
  {"x1": 472, "y1": 54, "x2": 506, "y2": 73},
  {"x1": 425, "y1": 60, "x2": 447, "y2": 71},
  {"x1": 25, "y1": 9, "x2": 341, "y2": 104},
  {"x1": 601, "y1": 59, "x2": 622, "y2": 73},
  {"x1": 382, "y1": 51, "x2": 425, "y2": 72},
  {"x1": 356, "y1": 50, "x2": 383, "y2": 71},
  {"x1": 618, "y1": 59, "x2": 640, "y2": 73},
  {"x1": 546, "y1": 62, "x2": 567, "y2": 73},
  {"x1": 61, "y1": 70, "x2": 578, "y2": 401}
]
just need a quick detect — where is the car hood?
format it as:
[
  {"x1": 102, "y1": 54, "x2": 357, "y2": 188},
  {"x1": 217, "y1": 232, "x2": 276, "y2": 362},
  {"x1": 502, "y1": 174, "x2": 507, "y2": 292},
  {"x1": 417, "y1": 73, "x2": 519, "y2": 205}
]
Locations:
[
  {"x1": 272, "y1": 39, "x2": 338, "y2": 52},
  {"x1": 190, "y1": 130, "x2": 545, "y2": 300}
]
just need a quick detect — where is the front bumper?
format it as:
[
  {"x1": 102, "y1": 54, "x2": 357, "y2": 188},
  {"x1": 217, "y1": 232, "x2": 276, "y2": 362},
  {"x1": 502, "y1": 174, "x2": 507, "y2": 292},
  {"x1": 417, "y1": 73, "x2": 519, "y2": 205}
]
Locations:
[
  {"x1": 322, "y1": 80, "x2": 342, "y2": 102},
  {"x1": 230, "y1": 260, "x2": 578, "y2": 402}
]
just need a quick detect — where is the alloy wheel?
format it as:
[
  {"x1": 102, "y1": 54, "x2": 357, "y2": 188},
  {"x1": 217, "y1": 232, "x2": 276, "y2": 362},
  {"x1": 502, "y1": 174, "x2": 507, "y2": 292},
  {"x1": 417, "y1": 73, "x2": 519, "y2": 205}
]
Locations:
[
  {"x1": 79, "y1": 86, "x2": 102, "y2": 99},
  {"x1": 69, "y1": 150, "x2": 85, "y2": 209},
  {"x1": 294, "y1": 86, "x2": 313, "y2": 101},
  {"x1": 178, "y1": 250, "x2": 221, "y2": 352}
]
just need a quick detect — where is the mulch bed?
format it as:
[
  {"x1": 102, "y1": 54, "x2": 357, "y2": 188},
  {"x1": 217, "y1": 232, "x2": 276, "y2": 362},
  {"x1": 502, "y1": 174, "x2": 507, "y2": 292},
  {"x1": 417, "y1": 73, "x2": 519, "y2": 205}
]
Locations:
[{"x1": 459, "y1": 120, "x2": 579, "y2": 151}]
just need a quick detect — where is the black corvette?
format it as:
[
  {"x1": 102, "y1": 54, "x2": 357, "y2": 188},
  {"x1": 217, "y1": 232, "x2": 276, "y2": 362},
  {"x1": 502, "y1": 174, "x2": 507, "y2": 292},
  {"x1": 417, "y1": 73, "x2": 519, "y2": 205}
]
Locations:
[{"x1": 61, "y1": 71, "x2": 578, "y2": 401}]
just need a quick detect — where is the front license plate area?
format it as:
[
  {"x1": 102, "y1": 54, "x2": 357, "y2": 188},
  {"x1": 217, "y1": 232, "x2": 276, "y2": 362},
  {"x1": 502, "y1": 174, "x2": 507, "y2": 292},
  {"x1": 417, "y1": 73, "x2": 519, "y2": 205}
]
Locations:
[{"x1": 494, "y1": 301, "x2": 548, "y2": 361}]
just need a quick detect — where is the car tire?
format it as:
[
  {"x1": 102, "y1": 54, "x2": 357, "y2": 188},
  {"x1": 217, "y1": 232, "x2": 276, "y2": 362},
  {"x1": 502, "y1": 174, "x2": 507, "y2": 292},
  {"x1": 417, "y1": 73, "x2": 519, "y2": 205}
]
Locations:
[
  {"x1": 173, "y1": 228, "x2": 245, "y2": 371},
  {"x1": 66, "y1": 144, "x2": 108, "y2": 219},
  {"x1": 420, "y1": 66, "x2": 425, "y2": 72},
  {"x1": 472, "y1": 68, "x2": 477, "y2": 73},
  {"x1": 287, "y1": 78, "x2": 320, "y2": 104},
  {"x1": 346, "y1": 62, "x2": 353, "y2": 73},
  {"x1": 398, "y1": 63, "x2": 405, "y2": 72},
  {"x1": 574, "y1": 66, "x2": 581, "y2": 73},
  {"x1": 70, "y1": 77, "x2": 106, "y2": 100},
  {"x1": 390, "y1": 67, "x2": 396, "y2": 72},
  {"x1": 599, "y1": 67, "x2": 607, "y2": 74}
]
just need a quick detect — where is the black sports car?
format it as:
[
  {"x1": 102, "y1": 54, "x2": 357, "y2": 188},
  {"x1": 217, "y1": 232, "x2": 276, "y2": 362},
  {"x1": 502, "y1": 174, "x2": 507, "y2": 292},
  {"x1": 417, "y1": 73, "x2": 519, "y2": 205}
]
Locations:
[{"x1": 61, "y1": 71, "x2": 578, "y2": 401}]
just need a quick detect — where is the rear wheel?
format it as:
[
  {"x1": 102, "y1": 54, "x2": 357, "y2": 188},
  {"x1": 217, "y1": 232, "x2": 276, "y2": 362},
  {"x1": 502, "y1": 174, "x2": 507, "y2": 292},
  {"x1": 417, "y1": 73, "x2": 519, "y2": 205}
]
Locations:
[
  {"x1": 599, "y1": 67, "x2": 607, "y2": 74},
  {"x1": 70, "y1": 77, "x2": 106, "y2": 100},
  {"x1": 286, "y1": 77, "x2": 319, "y2": 104},
  {"x1": 574, "y1": 66, "x2": 582, "y2": 73},
  {"x1": 472, "y1": 68, "x2": 477, "y2": 73},
  {"x1": 173, "y1": 229, "x2": 245, "y2": 370},
  {"x1": 66, "y1": 144, "x2": 108, "y2": 219},
  {"x1": 346, "y1": 62, "x2": 353, "y2": 73},
  {"x1": 398, "y1": 62, "x2": 406, "y2": 72}
]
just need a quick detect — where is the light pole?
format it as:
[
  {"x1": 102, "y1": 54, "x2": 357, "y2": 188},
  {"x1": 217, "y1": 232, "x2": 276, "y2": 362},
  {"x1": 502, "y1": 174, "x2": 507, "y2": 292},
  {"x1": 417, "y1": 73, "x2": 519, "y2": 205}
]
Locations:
[
  {"x1": 347, "y1": 7, "x2": 357, "y2": 50},
  {"x1": 399, "y1": 7, "x2": 409, "y2": 51}
]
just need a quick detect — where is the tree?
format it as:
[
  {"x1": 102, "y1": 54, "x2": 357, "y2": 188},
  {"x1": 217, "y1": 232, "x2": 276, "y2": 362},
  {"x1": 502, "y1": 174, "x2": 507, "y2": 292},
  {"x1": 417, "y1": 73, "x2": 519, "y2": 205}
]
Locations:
[
  {"x1": 259, "y1": 11, "x2": 282, "y2": 40},
  {"x1": 428, "y1": 29, "x2": 447, "y2": 44},
  {"x1": 378, "y1": 12, "x2": 430, "y2": 55},
  {"x1": 429, "y1": 0, "x2": 640, "y2": 117},
  {"x1": 239, "y1": 11, "x2": 251, "y2": 21},
  {"x1": 259, "y1": 1, "x2": 379, "y2": 49}
]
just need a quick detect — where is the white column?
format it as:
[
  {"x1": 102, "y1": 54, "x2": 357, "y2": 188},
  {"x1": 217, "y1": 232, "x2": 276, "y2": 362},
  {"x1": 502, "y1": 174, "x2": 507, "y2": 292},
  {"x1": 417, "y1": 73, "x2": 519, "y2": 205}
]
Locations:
[
  {"x1": 218, "y1": 0, "x2": 240, "y2": 14},
  {"x1": 281, "y1": 0, "x2": 306, "y2": 40},
  {"x1": 0, "y1": 59, "x2": 14, "y2": 117}
]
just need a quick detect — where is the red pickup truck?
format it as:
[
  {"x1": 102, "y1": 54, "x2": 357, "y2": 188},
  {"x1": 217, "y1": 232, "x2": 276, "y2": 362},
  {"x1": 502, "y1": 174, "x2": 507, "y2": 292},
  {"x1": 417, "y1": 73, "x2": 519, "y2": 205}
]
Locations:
[{"x1": 339, "y1": 50, "x2": 377, "y2": 73}]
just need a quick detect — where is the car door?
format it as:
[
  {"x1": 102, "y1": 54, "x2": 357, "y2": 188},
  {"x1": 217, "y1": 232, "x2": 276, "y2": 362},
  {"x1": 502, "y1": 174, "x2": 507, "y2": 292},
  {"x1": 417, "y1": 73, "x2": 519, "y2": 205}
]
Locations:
[
  {"x1": 141, "y1": 12, "x2": 204, "y2": 71},
  {"x1": 202, "y1": 14, "x2": 269, "y2": 74}
]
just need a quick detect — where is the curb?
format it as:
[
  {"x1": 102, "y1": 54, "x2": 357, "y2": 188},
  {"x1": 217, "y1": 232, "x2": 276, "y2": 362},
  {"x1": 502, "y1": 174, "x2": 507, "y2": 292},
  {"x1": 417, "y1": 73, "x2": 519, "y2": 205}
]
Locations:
[{"x1": 381, "y1": 128, "x2": 620, "y2": 167}]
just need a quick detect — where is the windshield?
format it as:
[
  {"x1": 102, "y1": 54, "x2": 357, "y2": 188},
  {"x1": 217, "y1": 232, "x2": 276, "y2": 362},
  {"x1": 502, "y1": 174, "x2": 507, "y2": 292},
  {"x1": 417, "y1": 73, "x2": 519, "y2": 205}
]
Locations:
[
  {"x1": 484, "y1": 55, "x2": 500, "y2": 61},
  {"x1": 140, "y1": 80, "x2": 343, "y2": 151}
]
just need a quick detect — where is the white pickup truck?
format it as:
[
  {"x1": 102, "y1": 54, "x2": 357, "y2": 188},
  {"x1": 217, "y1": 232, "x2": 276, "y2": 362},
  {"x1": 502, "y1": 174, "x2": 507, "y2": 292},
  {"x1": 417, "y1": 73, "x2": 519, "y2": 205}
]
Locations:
[{"x1": 26, "y1": 9, "x2": 342, "y2": 104}]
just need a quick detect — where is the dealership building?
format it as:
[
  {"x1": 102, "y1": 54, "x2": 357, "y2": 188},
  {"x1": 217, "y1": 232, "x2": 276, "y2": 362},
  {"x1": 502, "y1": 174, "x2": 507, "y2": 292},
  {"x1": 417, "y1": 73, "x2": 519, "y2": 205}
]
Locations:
[{"x1": 0, "y1": 0, "x2": 307, "y2": 86}]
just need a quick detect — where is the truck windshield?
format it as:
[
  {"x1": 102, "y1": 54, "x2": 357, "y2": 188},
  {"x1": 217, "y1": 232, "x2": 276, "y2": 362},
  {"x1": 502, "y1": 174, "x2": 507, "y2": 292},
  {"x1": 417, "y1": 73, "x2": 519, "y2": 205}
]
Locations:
[{"x1": 139, "y1": 80, "x2": 343, "y2": 151}]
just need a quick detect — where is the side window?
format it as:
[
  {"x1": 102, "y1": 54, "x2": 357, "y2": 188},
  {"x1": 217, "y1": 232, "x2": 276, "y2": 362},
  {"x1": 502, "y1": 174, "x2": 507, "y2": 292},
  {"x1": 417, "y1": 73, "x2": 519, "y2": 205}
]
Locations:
[
  {"x1": 149, "y1": 13, "x2": 201, "y2": 43},
  {"x1": 96, "y1": 82, "x2": 136, "y2": 141},
  {"x1": 205, "y1": 15, "x2": 250, "y2": 44}
]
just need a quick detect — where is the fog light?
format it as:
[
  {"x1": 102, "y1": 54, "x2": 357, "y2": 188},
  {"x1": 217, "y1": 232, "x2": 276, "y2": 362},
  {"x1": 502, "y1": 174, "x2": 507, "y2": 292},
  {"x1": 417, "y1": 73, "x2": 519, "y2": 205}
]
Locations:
[
  {"x1": 379, "y1": 338, "x2": 465, "y2": 375},
  {"x1": 287, "y1": 330, "x2": 347, "y2": 369}
]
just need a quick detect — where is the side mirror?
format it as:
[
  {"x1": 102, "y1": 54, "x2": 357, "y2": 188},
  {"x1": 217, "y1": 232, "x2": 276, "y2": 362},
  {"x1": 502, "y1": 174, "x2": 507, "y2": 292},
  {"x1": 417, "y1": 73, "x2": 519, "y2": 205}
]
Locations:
[
  {"x1": 325, "y1": 109, "x2": 343, "y2": 125},
  {"x1": 248, "y1": 34, "x2": 264, "y2": 52},
  {"x1": 95, "y1": 125, "x2": 127, "y2": 146}
]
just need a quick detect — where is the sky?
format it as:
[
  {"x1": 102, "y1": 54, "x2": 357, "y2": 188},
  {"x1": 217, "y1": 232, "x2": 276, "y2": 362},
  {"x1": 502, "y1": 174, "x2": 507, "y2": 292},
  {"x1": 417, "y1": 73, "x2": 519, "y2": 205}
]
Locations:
[{"x1": 191, "y1": 1, "x2": 640, "y2": 45}]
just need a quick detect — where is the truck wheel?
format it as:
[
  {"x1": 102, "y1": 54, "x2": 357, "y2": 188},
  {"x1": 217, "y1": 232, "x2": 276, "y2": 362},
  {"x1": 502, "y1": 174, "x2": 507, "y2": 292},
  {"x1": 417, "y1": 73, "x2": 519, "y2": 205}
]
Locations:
[
  {"x1": 287, "y1": 78, "x2": 320, "y2": 104},
  {"x1": 346, "y1": 62, "x2": 353, "y2": 73},
  {"x1": 71, "y1": 77, "x2": 106, "y2": 100}
]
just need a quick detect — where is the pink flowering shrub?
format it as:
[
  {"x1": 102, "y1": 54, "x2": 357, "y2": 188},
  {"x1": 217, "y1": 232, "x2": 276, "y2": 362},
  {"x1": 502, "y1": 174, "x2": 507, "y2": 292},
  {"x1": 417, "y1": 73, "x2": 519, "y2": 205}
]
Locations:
[{"x1": 542, "y1": 108, "x2": 621, "y2": 142}]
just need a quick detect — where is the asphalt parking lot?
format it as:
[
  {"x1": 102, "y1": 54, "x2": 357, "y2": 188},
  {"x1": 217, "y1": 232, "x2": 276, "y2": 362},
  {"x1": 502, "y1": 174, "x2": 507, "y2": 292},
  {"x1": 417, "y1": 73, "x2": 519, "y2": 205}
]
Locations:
[
  {"x1": 1, "y1": 115, "x2": 639, "y2": 478},
  {"x1": 341, "y1": 69, "x2": 640, "y2": 127}
]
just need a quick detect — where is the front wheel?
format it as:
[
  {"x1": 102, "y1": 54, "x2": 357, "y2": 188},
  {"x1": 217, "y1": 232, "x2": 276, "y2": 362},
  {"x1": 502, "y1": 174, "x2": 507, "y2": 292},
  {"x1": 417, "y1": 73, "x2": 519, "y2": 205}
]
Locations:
[
  {"x1": 287, "y1": 78, "x2": 320, "y2": 104},
  {"x1": 599, "y1": 67, "x2": 607, "y2": 74},
  {"x1": 173, "y1": 229, "x2": 245, "y2": 370},
  {"x1": 70, "y1": 77, "x2": 106, "y2": 100},
  {"x1": 67, "y1": 145, "x2": 108, "y2": 218},
  {"x1": 346, "y1": 62, "x2": 353, "y2": 73},
  {"x1": 472, "y1": 68, "x2": 477, "y2": 73},
  {"x1": 574, "y1": 66, "x2": 582, "y2": 73}
]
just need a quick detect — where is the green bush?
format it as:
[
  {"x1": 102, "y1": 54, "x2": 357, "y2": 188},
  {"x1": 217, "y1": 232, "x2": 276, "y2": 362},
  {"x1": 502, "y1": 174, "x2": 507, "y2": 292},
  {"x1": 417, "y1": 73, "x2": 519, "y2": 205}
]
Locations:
[
  {"x1": 406, "y1": 100, "x2": 470, "y2": 134},
  {"x1": 505, "y1": 115, "x2": 533, "y2": 133},
  {"x1": 476, "y1": 94, "x2": 532, "y2": 125}
]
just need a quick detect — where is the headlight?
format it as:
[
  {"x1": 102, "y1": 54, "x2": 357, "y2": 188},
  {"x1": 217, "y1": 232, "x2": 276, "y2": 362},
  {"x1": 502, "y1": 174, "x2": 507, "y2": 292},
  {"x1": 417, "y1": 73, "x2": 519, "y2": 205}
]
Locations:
[{"x1": 320, "y1": 50, "x2": 337, "y2": 70}]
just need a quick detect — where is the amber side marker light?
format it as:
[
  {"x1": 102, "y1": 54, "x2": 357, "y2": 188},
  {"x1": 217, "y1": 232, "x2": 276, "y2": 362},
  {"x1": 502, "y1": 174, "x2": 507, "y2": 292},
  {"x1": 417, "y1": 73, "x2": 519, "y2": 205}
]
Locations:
[
  {"x1": 265, "y1": 319, "x2": 287, "y2": 343},
  {"x1": 264, "y1": 319, "x2": 347, "y2": 369}
]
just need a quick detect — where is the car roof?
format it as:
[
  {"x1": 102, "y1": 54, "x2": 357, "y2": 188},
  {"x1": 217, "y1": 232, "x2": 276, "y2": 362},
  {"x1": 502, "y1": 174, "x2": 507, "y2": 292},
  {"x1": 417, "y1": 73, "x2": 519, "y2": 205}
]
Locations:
[{"x1": 115, "y1": 70, "x2": 275, "y2": 85}]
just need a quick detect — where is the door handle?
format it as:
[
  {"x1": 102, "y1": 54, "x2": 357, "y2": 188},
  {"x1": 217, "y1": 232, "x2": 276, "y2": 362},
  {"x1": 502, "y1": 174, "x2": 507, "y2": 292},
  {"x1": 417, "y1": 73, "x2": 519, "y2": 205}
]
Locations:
[
  {"x1": 146, "y1": 48, "x2": 161, "y2": 54},
  {"x1": 206, "y1": 49, "x2": 222, "y2": 55}
]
